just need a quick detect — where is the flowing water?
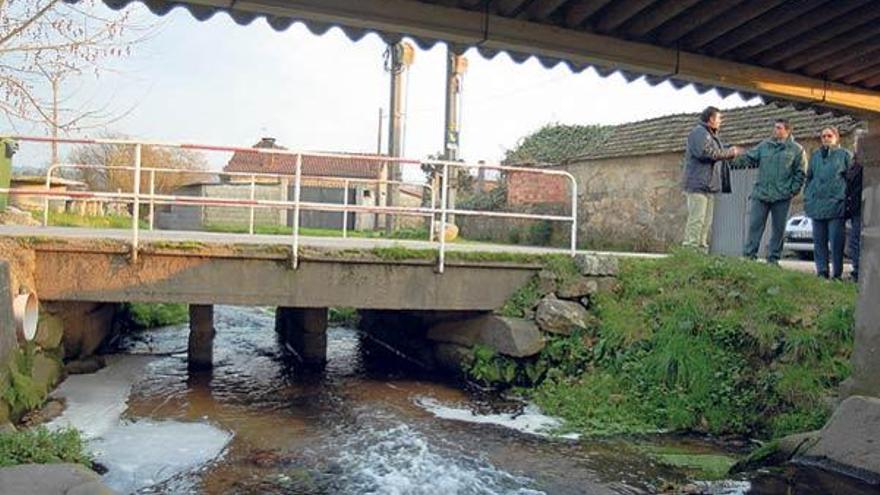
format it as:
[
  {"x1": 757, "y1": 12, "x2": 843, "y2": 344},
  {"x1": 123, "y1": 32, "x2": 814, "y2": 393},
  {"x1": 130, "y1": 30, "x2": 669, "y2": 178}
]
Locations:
[{"x1": 45, "y1": 306, "x2": 875, "y2": 494}]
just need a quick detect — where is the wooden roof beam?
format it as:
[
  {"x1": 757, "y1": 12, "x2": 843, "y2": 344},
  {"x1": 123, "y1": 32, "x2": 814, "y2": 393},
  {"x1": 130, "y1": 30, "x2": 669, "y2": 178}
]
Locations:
[
  {"x1": 681, "y1": 0, "x2": 786, "y2": 49},
  {"x1": 733, "y1": 0, "x2": 871, "y2": 60},
  {"x1": 822, "y1": 48, "x2": 880, "y2": 81},
  {"x1": 759, "y1": 9, "x2": 880, "y2": 67},
  {"x1": 704, "y1": 0, "x2": 829, "y2": 56},
  {"x1": 621, "y1": 0, "x2": 700, "y2": 37},
  {"x1": 790, "y1": 25, "x2": 880, "y2": 73},
  {"x1": 563, "y1": 0, "x2": 613, "y2": 28},
  {"x1": 593, "y1": 0, "x2": 655, "y2": 33},
  {"x1": 653, "y1": 0, "x2": 741, "y2": 46},
  {"x1": 523, "y1": 0, "x2": 570, "y2": 20},
  {"x1": 180, "y1": 0, "x2": 880, "y2": 114},
  {"x1": 496, "y1": 0, "x2": 531, "y2": 16}
]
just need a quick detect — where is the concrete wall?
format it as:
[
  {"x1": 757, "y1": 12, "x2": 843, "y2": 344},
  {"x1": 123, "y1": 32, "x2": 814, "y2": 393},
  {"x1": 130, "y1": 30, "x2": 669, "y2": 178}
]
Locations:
[
  {"x1": 560, "y1": 152, "x2": 685, "y2": 251},
  {"x1": 558, "y1": 135, "x2": 830, "y2": 252},
  {"x1": 33, "y1": 248, "x2": 538, "y2": 311},
  {"x1": 0, "y1": 262, "x2": 16, "y2": 372}
]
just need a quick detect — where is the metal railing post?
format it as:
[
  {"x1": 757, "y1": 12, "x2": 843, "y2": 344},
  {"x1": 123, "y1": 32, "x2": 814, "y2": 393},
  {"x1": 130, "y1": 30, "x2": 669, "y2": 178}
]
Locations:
[
  {"x1": 428, "y1": 181, "x2": 436, "y2": 242},
  {"x1": 342, "y1": 179, "x2": 349, "y2": 239},
  {"x1": 291, "y1": 154, "x2": 302, "y2": 269},
  {"x1": 438, "y1": 162, "x2": 449, "y2": 273},
  {"x1": 249, "y1": 174, "x2": 256, "y2": 235},
  {"x1": 42, "y1": 166, "x2": 52, "y2": 226},
  {"x1": 131, "y1": 143, "x2": 142, "y2": 263},
  {"x1": 569, "y1": 176, "x2": 578, "y2": 256},
  {"x1": 148, "y1": 169, "x2": 156, "y2": 231}
]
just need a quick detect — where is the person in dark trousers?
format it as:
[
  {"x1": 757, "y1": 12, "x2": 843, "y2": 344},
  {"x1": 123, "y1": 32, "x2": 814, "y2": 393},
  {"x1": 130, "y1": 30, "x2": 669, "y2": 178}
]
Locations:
[
  {"x1": 804, "y1": 127, "x2": 852, "y2": 279},
  {"x1": 740, "y1": 118, "x2": 807, "y2": 264},
  {"x1": 681, "y1": 106, "x2": 742, "y2": 252},
  {"x1": 846, "y1": 134, "x2": 865, "y2": 282}
]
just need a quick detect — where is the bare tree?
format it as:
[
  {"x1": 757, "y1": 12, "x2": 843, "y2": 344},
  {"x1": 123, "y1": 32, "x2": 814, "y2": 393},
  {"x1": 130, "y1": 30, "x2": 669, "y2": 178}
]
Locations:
[
  {"x1": 67, "y1": 139, "x2": 211, "y2": 195},
  {"x1": 0, "y1": 0, "x2": 153, "y2": 159}
]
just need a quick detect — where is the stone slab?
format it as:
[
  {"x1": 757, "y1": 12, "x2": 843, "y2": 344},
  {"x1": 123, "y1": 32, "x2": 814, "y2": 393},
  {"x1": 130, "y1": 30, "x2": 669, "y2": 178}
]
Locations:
[
  {"x1": 0, "y1": 463, "x2": 115, "y2": 495},
  {"x1": 802, "y1": 395, "x2": 880, "y2": 480}
]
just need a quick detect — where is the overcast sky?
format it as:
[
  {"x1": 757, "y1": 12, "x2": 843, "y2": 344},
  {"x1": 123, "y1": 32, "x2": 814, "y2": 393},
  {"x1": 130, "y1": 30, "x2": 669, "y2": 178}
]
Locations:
[{"x1": 14, "y1": 3, "x2": 756, "y2": 171}]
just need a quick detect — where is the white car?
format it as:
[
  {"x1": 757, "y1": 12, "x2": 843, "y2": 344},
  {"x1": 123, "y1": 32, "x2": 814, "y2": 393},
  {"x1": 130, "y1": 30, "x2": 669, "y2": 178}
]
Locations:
[
  {"x1": 784, "y1": 214, "x2": 851, "y2": 260},
  {"x1": 784, "y1": 215, "x2": 814, "y2": 259}
]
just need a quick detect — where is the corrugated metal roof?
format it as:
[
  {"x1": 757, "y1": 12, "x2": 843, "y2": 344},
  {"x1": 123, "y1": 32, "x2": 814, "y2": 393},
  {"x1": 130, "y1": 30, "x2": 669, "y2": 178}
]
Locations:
[
  {"x1": 566, "y1": 104, "x2": 862, "y2": 162},
  {"x1": 224, "y1": 139, "x2": 384, "y2": 178},
  {"x1": 83, "y1": 0, "x2": 880, "y2": 114}
]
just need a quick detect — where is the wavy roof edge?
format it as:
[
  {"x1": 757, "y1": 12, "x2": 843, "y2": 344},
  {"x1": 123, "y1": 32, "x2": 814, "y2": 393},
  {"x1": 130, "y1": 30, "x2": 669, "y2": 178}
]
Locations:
[
  {"x1": 83, "y1": 0, "x2": 827, "y2": 112},
  {"x1": 561, "y1": 103, "x2": 863, "y2": 163}
]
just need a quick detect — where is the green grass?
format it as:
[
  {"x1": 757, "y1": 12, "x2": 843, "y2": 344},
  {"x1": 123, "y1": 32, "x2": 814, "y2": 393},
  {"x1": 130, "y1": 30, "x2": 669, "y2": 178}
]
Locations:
[
  {"x1": 122, "y1": 303, "x2": 189, "y2": 329},
  {"x1": 329, "y1": 307, "x2": 359, "y2": 327},
  {"x1": 204, "y1": 222, "x2": 429, "y2": 240},
  {"x1": 0, "y1": 427, "x2": 92, "y2": 467},
  {"x1": 529, "y1": 250, "x2": 856, "y2": 440},
  {"x1": 35, "y1": 210, "x2": 147, "y2": 229},
  {"x1": 642, "y1": 444, "x2": 737, "y2": 480}
]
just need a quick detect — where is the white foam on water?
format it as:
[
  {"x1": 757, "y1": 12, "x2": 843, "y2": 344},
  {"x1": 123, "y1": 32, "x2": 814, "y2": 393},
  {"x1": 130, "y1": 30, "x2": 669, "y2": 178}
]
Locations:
[
  {"x1": 46, "y1": 355, "x2": 155, "y2": 439},
  {"x1": 415, "y1": 397, "x2": 580, "y2": 440},
  {"x1": 696, "y1": 480, "x2": 752, "y2": 495},
  {"x1": 335, "y1": 423, "x2": 544, "y2": 495},
  {"x1": 90, "y1": 419, "x2": 232, "y2": 494}
]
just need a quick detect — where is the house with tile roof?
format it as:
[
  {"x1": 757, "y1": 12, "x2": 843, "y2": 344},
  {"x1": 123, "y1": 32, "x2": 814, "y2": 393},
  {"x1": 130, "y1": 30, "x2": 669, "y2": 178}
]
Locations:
[
  {"x1": 157, "y1": 138, "x2": 428, "y2": 232},
  {"x1": 463, "y1": 104, "x2": 862, "y2": 252},
  {"x1": 552, "y1": 104, "x2": 863, "y2": 252}
]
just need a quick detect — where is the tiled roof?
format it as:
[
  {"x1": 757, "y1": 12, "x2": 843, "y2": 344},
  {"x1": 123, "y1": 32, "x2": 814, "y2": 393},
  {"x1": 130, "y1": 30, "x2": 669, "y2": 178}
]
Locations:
[
  {"x1": 224, "y1": 139, "x2": 385, "y2": 179},
  {"x1": 567, "y1": 104, "x2": 862, "y2": 163}
]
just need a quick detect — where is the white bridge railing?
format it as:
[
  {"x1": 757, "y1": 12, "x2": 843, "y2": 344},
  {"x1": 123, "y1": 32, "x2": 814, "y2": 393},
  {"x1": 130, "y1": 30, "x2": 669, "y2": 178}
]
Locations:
[{"x1": 0, "y1": 135, "x2": 578, "y2": 272}]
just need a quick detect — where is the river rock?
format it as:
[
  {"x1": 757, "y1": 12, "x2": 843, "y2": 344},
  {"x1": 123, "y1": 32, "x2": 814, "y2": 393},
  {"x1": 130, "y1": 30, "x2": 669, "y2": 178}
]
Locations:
[
  {"x1": 433, "y1": 342, "x2": 473, "y2": 372},
  {"x1": 65, "y1": 355, "x2": 106, "y2": 375},
  {"x1": 31, "y1": 352, "x2": 62, "y2": 395},
  {"x1": 535, "y1": 296, "x2": 591, "y2": 335},
  {"x1": 45, "y1": 302, "x2": 117, "y2": 360},
  {"x1": 801, "y1": 395, "x2": 880, "y2": 477},
  {"x1": 35, "y1": 313, "x2": 64, "y2": 350},
  {"x1": 427, "y1": 315, "x2": 544, "y2": 357},
  {"x1": 574, "y1": 254, "x2": 618, "y2": 276},
  {"x1": 556, "y1": 276, "x2": 598, "y2": 299},
  {"x1": 536, "y1": 269, "x2": 558, "y2": 295},
  {"x1": 0, "y1": 463, "x2": 116, "y2": 495},
  {"x1": 595, "y1": 277, "x2": 622, "y2": 294}
]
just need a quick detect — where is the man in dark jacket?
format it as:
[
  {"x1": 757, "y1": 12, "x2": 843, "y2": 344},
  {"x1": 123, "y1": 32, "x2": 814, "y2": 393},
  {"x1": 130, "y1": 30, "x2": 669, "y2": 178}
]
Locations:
[
  {"x1": 740, "y1": 118, "x2": 807, "y2": 264},
  {"x1": 681, "y1": 106, "x2": 742, "y2": 251},
  {"x1": 847, "y1": 135, "x2": 865, "y2": 282}
]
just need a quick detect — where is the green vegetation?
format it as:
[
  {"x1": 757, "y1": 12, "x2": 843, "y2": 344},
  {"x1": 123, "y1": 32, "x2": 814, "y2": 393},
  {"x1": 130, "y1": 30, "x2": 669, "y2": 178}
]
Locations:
[
  {"x1": 120, "y1": 303, "x2": 189, "y2": 329},
  {"x1": 503, "y1": 123, "x2": 612, "y2": 165},
  {"x1": 526, "y1": 250, "x2": 856, "y2": 439},
  {"x1": 329, "y1": 307, "x2": 359, "y2": 327},
  {"x1": 204, "y1": 222, "x2": 429, "y2": 240},
  {"x1": 0, "y1": 427, "x2": 92, "y2": 467},
  {"x1": 2, "y1": 345, "x2": 43, "y2": 416},
  {"x1": 36, "y1": 210, "x2": 147, "y2": 229},
  {"x1": 642, "y1": 444, "x2": 737, "y2": 481},
  {"x1": 469, "y1": 250, "x2": 856, "y2": 440}
]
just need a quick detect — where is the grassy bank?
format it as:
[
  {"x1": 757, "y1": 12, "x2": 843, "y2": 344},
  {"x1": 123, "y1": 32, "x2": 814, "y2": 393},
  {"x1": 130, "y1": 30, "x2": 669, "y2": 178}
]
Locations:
[
  {"x1": 493, "y1": 251, "x2": 855, "y2": 440},
  {"x1": 120, "y1": 303, "x2": 188, "y2": 329},
  {"x1": 204, "y1": 222, "x2": 429, "y2": 241},
  {"x1": 35, "y1": 210, "x2": 148, "y2": 229},
  {"x1": 0, "y1": 427, "x2": 91, "y2": 467}
]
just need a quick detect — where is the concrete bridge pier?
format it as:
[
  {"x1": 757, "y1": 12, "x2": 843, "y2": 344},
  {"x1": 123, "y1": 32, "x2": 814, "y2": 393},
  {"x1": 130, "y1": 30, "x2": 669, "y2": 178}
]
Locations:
[
  {"x1": 188, "y1": 304, "x2": 215, "y2": 371},
  {"x1": 275, "y1": 307, "x2": 328, "y2": 368}
]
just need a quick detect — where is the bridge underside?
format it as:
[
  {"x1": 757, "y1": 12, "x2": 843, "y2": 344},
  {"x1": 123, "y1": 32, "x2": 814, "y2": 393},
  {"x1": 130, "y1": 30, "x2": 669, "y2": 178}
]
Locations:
[{"x1": 30, "y1": 241, "x2": 538, "y2": 311}]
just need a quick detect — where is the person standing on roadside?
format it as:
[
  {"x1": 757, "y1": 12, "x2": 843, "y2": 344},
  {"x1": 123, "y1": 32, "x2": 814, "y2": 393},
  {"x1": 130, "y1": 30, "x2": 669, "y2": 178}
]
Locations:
[
  {"x1": 804, "y1": 127, "x2": 851, "y2": 279},
  {"x1": 740, "y1": 118, "x2": 806, "y2": 265},
  {"x1": 846, "y1": 132, "x2": 865, "y2": 282},
  {"x1": 681, "y1": 106, "x2": 742, "y2": 252}
]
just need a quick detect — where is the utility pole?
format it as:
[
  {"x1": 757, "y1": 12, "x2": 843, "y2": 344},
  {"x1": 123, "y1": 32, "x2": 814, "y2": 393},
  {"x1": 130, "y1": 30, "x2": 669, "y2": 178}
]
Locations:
[
  {"x1": 443, "y1": 46, "x2": 467, "y2": 226},
  {"x1": 384, "y1": 41, "x2": 414, "y2": 235}
]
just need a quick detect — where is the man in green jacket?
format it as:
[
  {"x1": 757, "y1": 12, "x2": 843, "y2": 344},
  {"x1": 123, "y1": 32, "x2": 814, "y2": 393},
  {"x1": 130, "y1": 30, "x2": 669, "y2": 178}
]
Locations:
[{"x1": 740, "y1": 118, "x2": 807, "y2": 264}]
